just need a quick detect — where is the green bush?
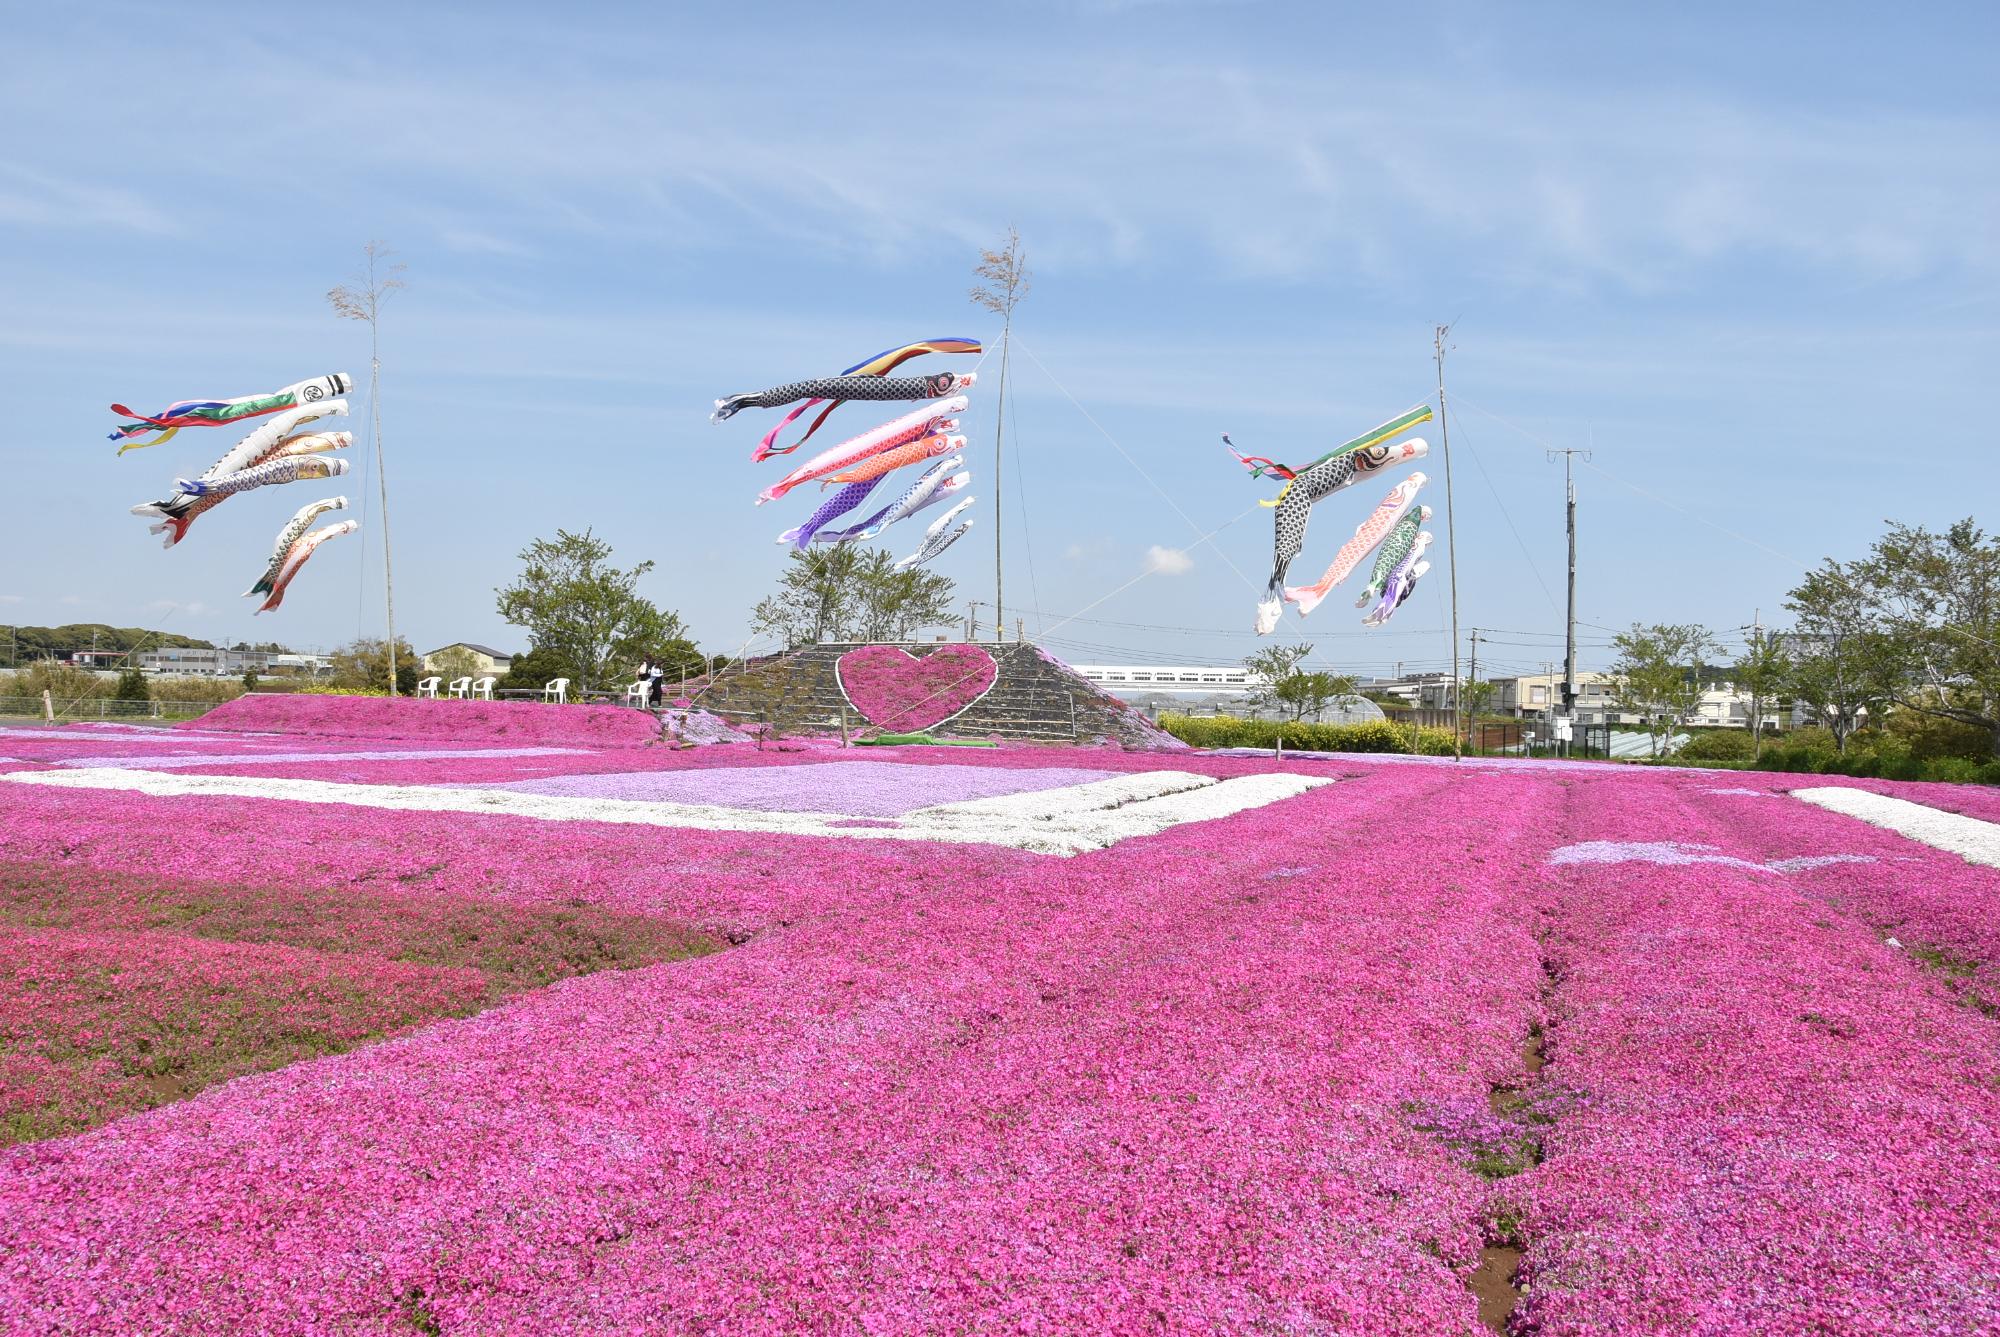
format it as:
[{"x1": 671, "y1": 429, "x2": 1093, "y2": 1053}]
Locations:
[
  {"x1": 1156, "y1": 713, "x2": 1457, "y2": 755},
  {"x1": 1979, "y1": 760, "x2": 2000, "y2": 786},
  {"x1": 1676, "y1": 730, "x2": 1754, "y2": 763},
  {"x1": 1881, "y1": 709, "x2": 1996, "y2": 763},
  {"x1": 113, "y1": 668, "x2": 150, "y2": 702},
  {"x1": 1927, "y1": 757, "x2": 1984, "y2": 784}
]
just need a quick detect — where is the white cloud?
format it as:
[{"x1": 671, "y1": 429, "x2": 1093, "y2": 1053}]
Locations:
[
  {"x1": 1145, "y1": 545, "x2": 1194, "y2": 576},
  {"x1": 147, "y1": 600, "x2": 212, "y2": 617},
  {"x1": 0, "y1": 594, "x2": 23, "y2": 605}
]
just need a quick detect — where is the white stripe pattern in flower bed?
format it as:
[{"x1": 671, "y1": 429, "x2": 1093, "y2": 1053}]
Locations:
[{"x1": 2, "y1": 766, "x2": 1334, "y2": 857}]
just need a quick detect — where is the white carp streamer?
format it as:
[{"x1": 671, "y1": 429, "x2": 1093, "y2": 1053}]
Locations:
[
  {"x1": 245, "y1": 497, "x2": 349, "y2": 598},
  {"x1": 255, "y1": 519, "x2": 358, "y2": 614},
  {"x1": 893, "y1": 496, "x2": 976, "y2": 571}
]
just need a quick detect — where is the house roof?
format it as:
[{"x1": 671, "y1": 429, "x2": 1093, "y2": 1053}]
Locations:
[{"x1": 424, "y1": 642, "x2": 513, "y2": 659}]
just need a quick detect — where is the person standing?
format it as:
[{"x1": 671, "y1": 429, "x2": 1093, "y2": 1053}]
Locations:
[{"x1": 646, "y1": 656, "x2": 666, "y2": 710}]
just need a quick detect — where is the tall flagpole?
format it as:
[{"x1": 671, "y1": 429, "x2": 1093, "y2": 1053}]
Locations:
[
  {"x1": 330, "y1": 242, "x2": 406, "y2": 693},
  {"x1": 1434, "y1": 324, "x2": 1462, "y2": 761}
]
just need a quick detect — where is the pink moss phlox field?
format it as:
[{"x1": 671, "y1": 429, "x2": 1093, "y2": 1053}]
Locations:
[
  {"x1": 0, "y1": 765, "x2": 1551, "y2": 1332},
  {"x1": 1699, "y1": 774, "x2": 2000, "y2": 1014},
  {"x1": 193, "y1": 693, "x2": 664, "y2": 748},
  {"x1": 836, "y1": 643, "x2": 997, "y2": 732},
  {"x1": 1520, "y1": 778, "x2": 2000, "y2": 1334}
]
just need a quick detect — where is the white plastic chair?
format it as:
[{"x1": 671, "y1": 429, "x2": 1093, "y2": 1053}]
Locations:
[
  {"x1": 623, "y1": 680, "x2": 650, "y2": 708},
  {"x1": 543, "y1": 677, "x2": 569, "y2": 705},
  {"x1": 446, "y1": 676, "x2": 472, "y2": 700},
  {"x1": 416, "y1": 676, "x2": 441, "y2": 699},
  {"x1": 471, "y1": 676, "x2": 496, "y2": 701}
]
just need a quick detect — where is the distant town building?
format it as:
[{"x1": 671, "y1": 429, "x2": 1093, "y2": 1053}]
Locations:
[
  {"x1": 421, "y1": 643, "x2": 514, "y2": 675},
  {"x1": 137, "y1": 647, "x2": 330, "y2": 677}
]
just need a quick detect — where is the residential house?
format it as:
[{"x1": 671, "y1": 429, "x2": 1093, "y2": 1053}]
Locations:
[{"x1": 421, "y1": 643, "x2": 514, "y2": 675}]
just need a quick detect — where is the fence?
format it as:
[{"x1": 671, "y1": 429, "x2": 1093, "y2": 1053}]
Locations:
[{"x1": 0, "y1": 696, "x2": 223, "y2": 723}]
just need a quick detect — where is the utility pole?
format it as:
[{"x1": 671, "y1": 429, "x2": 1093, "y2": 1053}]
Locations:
[
  {"x1": 1547, "y1": 446, "x2": 1591, "y2": 726},
  {"x1": 1434, "y1": 324, "x2": 1463, "y2": 759},
  {"x1": 966, "y1": 601, "x2": 978, "y2": 642}
]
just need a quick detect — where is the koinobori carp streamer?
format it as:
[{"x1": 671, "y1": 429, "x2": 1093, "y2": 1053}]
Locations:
[
  {"x1": 776, "y1": 477, "x2": 885, "y2": 550},
  {"x1": 173, "y1": 454, "x2": 350, "y2": 499},
  {"x1": 246, "y1": 497, "x2": 350, "y2": 598},
  {"x1": 892, "y1": 496, "x2": 975, "y2": 571},
  {"x1": 1236, "y1": 433, "x2": 1428, "y2": 635},
  {"x1": 714, "y1": 371, "x2": 975, "y2": 424},
  {"x1": 1285, "y1": 473, "x2": 1429, "y2": 617},
  {"x1": 129, "y1": 401, "x2": 353, "y2": 548},
  {"x1": 816, "y1": 456, "x2": 972, "y2": 544},
  {"x1": 757, "y1": 398, "x2": 967, "y2": 505},
  {"x1": 829, "y1": 431, "x2": 965, "y2": 484},
  {"x1": 108, "y1": 373, "x2": 351, "y2": 451},
  {"x1": 255, "y1": 520, "x2": 358, "y2": 614},
  {"x1": 1362, "y1": 534, "x2": 1432, "y2": 627},
  {"x1": 1354, "y1": 507, "x2": 1432, "y2": 611},
  {"x1": 718, "y1": 337, "x2": 981, "y2": 459}
]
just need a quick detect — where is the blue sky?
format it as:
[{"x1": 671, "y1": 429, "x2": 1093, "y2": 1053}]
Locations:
[{"x1": 2, "y1": 1, "x2": 1994, "y2": 680}]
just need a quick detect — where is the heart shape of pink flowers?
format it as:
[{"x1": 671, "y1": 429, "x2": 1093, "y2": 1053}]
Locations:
[{"x1": 836, "y1": 644, "x2": 998, "y2": 732}]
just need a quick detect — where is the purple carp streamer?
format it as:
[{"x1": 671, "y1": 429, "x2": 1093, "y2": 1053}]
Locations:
[
  {"x1": 255, "y1": 520, "x2": 358, "y2": 615},
  {"x1": 174, "y1": 455, "x2": 349, "y2": 499},
  {"x1": 776, "y1": 476, "x2": 884, "y2": 550},
  {"x1": 892, "y1": 497, "x2": 975, "y2": 571},
  {"x1": 1364, "y1": 547, "x2": 1432, "y2": 627},
  {"x1": 818, "y1": 456, "x2": 971, "y2": 544},
  {"x1": 109, "y1": 373, "x2": 351, "y2": 450},
  {"x1": 246, "y1": 497, "x2": 350, "y2": 597}
]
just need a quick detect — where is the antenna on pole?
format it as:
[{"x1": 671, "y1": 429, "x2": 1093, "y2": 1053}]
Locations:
[{"x1": 1433, "y1": 324, "x2": 1462, "y2": 760}]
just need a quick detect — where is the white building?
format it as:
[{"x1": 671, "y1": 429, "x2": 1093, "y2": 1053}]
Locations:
[{"x1": 1073, "y1": 665, "x2": 1259, "y2": 698}]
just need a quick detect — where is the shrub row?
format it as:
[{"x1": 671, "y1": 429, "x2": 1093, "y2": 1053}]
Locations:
[
  {"x1": 1752, "y1": 750, "x2": 2000, "y2": 785},
  {"x1": 1157, "y1": 714, "x2": 1458, "y2": 755}
]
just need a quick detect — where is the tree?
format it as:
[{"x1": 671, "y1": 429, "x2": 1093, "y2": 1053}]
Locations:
[
  {"x1": 1460, "y1": 678, "x2": 1497, "y2": 719},
  {"x1": 1609, "y1": 622, "x2": 1720, "y2": 755},
  {"x1": 652, "y1": 637, "x2": 707, "y2": 686},
  {"x1": 1732, "y1": 633, "x2": 1792, "y2": 759},
  {"x1": 751, "y1": 547, "x2": 956, "y2": 647},
  {"x1": 497, "y1": 645, "x2": 576, "y2": 694},
  {"x1": 495, "y1": 528, "x2": 686, "y2": 693},
  {"x1": 1244, "y1": 644, "x2": 1356, "y2": 722},
  {"x1": 1782, "y1": 565, "x2": 1895, "y2": 755},
  {"x1": 1847, "y1": 519, "x2": 2000, "y2": 754},
  {"x1": 114, "y1": 668, "x2": 150, "y2": 703},
  {"x1": 330, "y1": 638, "x2": 419, "y2": 695},
  {"x1": 427, "y1": 645, "x2": 484, "y2": 685}
]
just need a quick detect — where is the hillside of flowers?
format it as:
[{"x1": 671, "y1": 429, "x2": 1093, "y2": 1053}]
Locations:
[{"x1": 2, "y1": 707, "x2": 1998, "y2": 1333}]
